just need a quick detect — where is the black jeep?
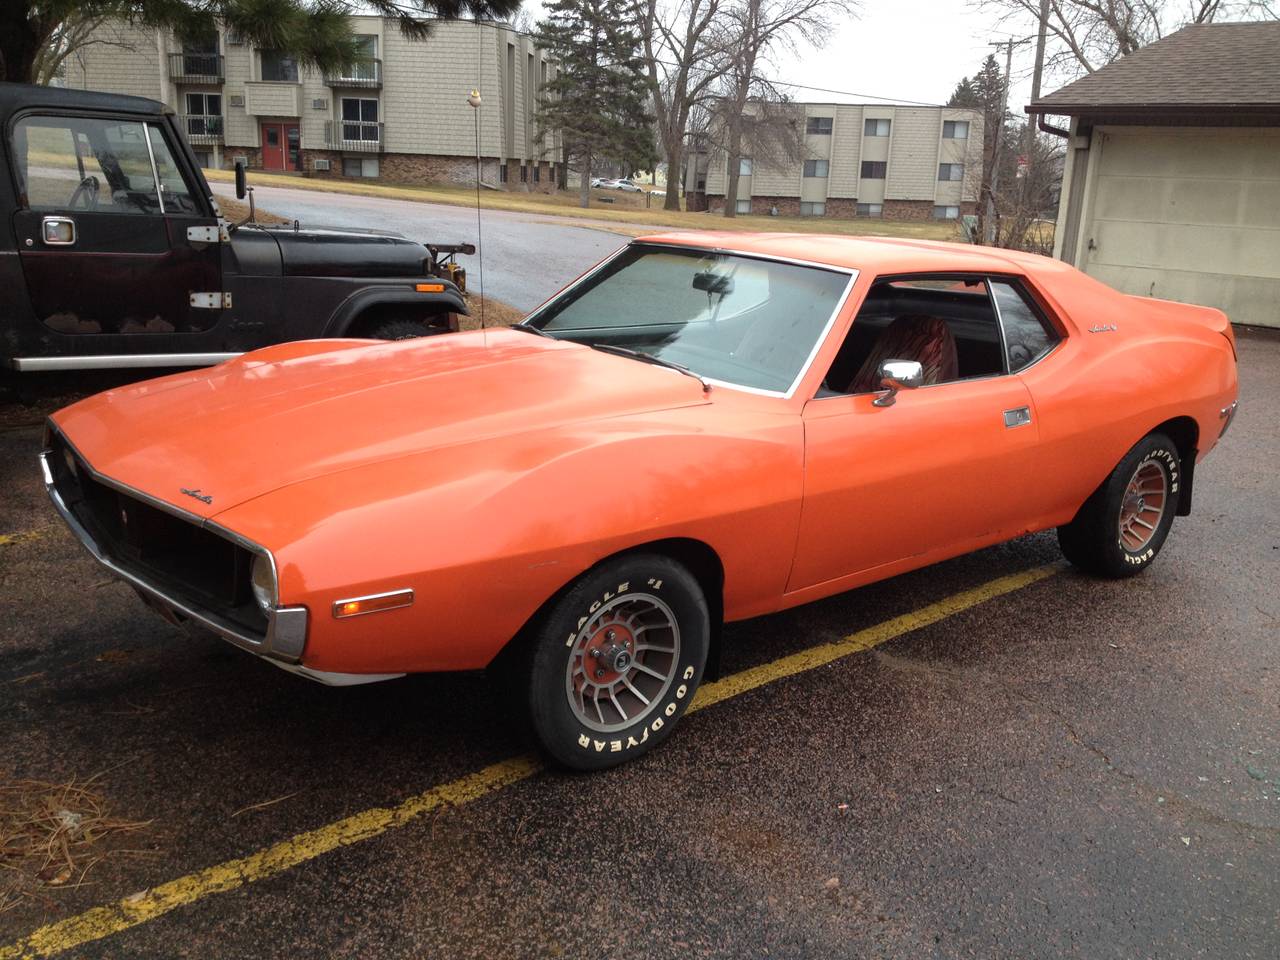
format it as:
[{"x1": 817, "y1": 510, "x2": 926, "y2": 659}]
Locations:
[{"x1": 0, "y1": 83, "x2": 471, "y2": 373}]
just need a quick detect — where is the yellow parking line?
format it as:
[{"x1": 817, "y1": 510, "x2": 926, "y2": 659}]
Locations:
[
  {"x1": 0, "y1": 530, "x2": 43, "y2": 547},
  {"x1": 0, "y1": 563, "x2": 1057, "y2": 959}
]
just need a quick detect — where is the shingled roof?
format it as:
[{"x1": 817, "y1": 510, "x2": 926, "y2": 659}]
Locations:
[{"x1": 1026, "y1": 21, "x2": 1280, "y2": 118}]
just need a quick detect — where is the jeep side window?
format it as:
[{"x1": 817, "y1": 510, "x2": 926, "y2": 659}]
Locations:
[
  {"x1": 145, "y1": 124, "x2": 200, "y2": 215},
  {"x1": 14, "y1": 115, "x2": 161, "y2": 215}
]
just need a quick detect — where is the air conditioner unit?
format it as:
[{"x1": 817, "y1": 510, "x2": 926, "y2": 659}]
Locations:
[
  {"x1": 312, "y1": 98, "x2": 328, "y2": 110},
  {"x1": 312, "y1": 158, "x2": 331, "y2": 171},
  {"x1": 229, "y1": 95, "x2": 245, "y2": 107}
]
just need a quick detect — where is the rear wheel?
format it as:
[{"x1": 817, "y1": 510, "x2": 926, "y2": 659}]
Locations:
[
  {"x1": 525, "y1": 554, "x2": 709, "y2": 770},
  {"x1": 1058, "y1": 431, "x2": 1181, "y2": 578}
]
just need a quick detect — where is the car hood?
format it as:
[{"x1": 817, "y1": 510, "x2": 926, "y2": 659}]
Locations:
[
  {"x1": 51, "y1": 330, "x2": 711, "y2": 521},
  {"x1": 249, "y1": 223, "x2": 429, "y2": 278}
]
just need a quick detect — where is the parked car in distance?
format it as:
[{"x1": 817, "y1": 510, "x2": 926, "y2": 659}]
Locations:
[
  {"x1": 0, "y1": 83, "x2": 471, "y2": 373},
  {"x1": 590, "y1": 177, "x2": 616, "y2": 188},
  {"x1": 613, "y1": 179, "x2": 644, "y2": 192},
  {"x1": 42, "y1": 234, "x2": 1239, "y2": 770}
]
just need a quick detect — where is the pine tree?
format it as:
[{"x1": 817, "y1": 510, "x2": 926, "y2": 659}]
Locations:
[
  {"x1": 946, "y1": 76, "x2": 979, "y2": 109},
  {"x1": 534, "y1": 0, "x2": 656, "y2": 208}
]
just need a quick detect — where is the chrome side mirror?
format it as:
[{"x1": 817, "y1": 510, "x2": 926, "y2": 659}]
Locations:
[{"x1": 872, "y1": 359, "x2": 924, "y2": 407}]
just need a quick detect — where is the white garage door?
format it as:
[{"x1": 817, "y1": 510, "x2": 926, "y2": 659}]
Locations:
[{"x1": 1080, "y1": 127, "x2": 1280, "y2": 328}]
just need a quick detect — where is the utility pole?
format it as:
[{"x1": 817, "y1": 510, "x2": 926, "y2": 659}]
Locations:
[
  {"x1": 1018, "y1": 0, "x2": 1051, "y2": 223},
  {"x1": 985, "y1": 37, "x2": 1027, "y2": 244}
]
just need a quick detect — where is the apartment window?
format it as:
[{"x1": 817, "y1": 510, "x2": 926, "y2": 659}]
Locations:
[
  {"x1": 533, "y1": 164, "x2": 541, "y2": 183},
  {"x1": 943, "y1": 119, "x2": 969, "y2": 139},
  {"x1": 803, "y1": 159, "x2": 829, "y2": 178},
  {"x1": 806, "y1": 116, "x2": 833, "y2": 135},
  {"x1": 183, "y1": 93, "x2": 222, "y2": 136},
  {"x1": 799, "y1": 201, "x2": 825, "y2": 216},
  {"x1": 500, "y1": 163, "x2": 508, "y2": 183},
  {"x1": 855, "y1": 202, "x2": 882, "y2": 217},
  {"x1": 860, "y1": 160, "x2": 886, "y2": 179},
  {"x1": 934, "y1": 204, "x2": 960, "y2": 219},
  {"x1": 938, "y1": 163, "x2": 964, "y2": 181},
  {"x1": 341, "y1": 98, "x2": 378, "y2": 140},
  {"x1": 864, "y1": 118, "x2": 890, "y2": 137},
  {"x1": 739, "y1": 157, "x2": 752, "y2": 176},
  {"x1": 260, "y1": 49, "x2": 299, "y2": 82},
  {"x1": 520, "y1": 163, "x2": 528, "y2": 182},
  {"x1": 350, "y1": 35, "x2": 378, "y2": 81},
  {"x1": 192, "y1": 149, "x2": 213, "y2": 168},
  {"x1": 735, "y1": 198, "x2": 750, "y2": 214},
  {"x1": 342, "y1": 157, "x2": 379, "y2": 178}
]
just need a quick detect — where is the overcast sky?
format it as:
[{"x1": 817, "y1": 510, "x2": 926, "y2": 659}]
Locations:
[{"x1": 766, "y1": 0, "x2": 1039, "y2": 108}]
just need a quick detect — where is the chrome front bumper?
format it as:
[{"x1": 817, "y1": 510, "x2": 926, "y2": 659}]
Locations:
[{"x1": 39, "y1": 447, "x2": 309, "y2": 664}]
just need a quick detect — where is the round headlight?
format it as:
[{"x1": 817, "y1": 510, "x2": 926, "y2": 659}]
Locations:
[{"x1": 250, "y1": 553, "x2": 277, "y2": 614}]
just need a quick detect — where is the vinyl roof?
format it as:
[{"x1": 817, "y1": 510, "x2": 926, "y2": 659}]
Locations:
[
  {"x1": 1027, "y1": 22, "x2": 1280, "y2": 116},
  {"x1": 633, "y1": 232, "x2": 1061, "y2": 277}
]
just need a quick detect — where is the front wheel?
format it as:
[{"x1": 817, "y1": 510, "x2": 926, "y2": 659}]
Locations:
[
  {"x1": 366, "y1": 317, "x2": 446, "y2": 340},
  {"x1": 525, "y1": 554, "x2": 709, "y2": 770},
  {"x1": 1058, "y1": 431, "x2": 1182, "y2": 578}
]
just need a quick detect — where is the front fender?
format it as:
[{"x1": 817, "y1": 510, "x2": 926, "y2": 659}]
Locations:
[
  {"x1": 323, "y1": 283, "x2": 468, "y2": 337},
  {"x1": 216, "y1": 409, "x2": 804, "y2": 675}
]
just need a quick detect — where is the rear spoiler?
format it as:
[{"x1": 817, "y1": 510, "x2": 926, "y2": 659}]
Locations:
[{"x1": 1125, "y1": 295, "x2": 1235, "y2": 360}]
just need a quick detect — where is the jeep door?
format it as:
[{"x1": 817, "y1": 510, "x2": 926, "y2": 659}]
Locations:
[{"x1": 9, "y1": 111, "x2": 231, "y2": 368}]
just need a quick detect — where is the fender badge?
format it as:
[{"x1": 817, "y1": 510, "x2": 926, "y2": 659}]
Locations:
[
  {"x1": 1089, "y1": 323, "x2": 1118, "y2": 333},
  {"x1": 180, "y1": 487, "x2": 213, "y2": 504}
]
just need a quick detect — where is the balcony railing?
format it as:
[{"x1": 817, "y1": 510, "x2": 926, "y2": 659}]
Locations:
[
  {"x1": 168, "y1": 52, "x2": 224, "y2": 84},
  {"x1": 323, "y1": 59, "x2": 382, "y2": 89},
  {"x1": 180, "y1": 114, "x2": 224, "y2": 144},
  {"x1": 325, "y1": 120, "x2": 383, "y2": 152}
]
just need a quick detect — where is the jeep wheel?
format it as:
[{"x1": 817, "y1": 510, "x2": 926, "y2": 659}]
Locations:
[
  {"x1": 367, "y1": 318, "x2": 445, "y2": 340},
  {"x1": 1058, "y1": 431, "x2": 1181, "y2": 578},
  {"x1": 525, "y1": 554, "x2": 709, "y2": 771}
]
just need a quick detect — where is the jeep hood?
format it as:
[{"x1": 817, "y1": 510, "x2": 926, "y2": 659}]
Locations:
[
  {"x1": 50, "y1": 330, "x2": 710, "y2": 520},
  {"x1": 248, "y1": 223, "x2": 429, "y2": 278}
]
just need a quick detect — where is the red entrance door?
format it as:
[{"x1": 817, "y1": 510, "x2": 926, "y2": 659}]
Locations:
[{"x1": 260, "y1": 122, "x2": 300, "y2": 171}]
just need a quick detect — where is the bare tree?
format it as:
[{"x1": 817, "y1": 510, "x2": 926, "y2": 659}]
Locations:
[
  {"x1": 975, "y1": 0, "x2": 1253, "y2": 80},
  {"x1": 989, "y1": 124, "x2": 1063, "y2": 252},
  {"x1": 716, "y1": 0, "x2": 856, "y2": 218},
  {"x1": 639, "y1": 0, "x2": 734, "y2": 210}
]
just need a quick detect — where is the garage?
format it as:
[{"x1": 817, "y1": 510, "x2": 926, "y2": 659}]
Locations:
[{"x1": 1030, "y1": 22, "x2": 1280, "y2": 329}]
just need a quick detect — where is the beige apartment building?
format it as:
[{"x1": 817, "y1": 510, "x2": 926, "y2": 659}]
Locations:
[
  {"x1": 687, "y1": 103, "x2": 984, "y2": 221},
  {"x1": 62, "y1": 17, "x2": 561, "y2": 189}
]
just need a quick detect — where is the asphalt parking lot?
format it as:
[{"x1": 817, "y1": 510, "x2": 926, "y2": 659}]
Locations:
[{"x1": 1, "y1": 329, "x2": 1277, "y2": 959}]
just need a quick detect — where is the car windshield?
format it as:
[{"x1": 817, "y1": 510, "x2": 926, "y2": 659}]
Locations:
[{"x1": 526, "y1": 245, "x2": 852, "y2": 394}]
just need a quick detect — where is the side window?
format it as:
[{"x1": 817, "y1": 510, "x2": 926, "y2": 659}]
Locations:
[
  {"x1": 146, "y1": 125, "x2": 201, "y2": 215},
  {"x1": 13, "y1": 115, "x2": 164, "y2": 215},
  {"x1": 822, "y1": 275, "x2": 1007, "y2": 395},
  {"x1": 990, "y1": 280, "x2": 1059, "y2": 372}
]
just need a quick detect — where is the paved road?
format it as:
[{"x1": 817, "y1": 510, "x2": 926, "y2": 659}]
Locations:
[
  {"x1": 211, "y1": 182, "x2": 629, "y2": 312},
  {"x1": 1, "y1": 331, "x2": 1277, "y2": 958}
]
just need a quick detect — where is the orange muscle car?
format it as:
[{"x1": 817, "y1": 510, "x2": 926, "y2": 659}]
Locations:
[{"x1": 42, "y1": 234, "x2": 1239, "y2": 769}]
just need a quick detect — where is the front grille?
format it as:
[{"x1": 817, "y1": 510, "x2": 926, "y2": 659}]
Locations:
[{"x1": 48, "y1": 433, "x2": 269, "y2": 637}]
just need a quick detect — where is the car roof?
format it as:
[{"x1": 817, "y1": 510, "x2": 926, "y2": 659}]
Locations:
[
  {"x1": 0, "y1": 82, "x2": 169, "y2": 118},
  {"x1": 631, "y1": 231, "x2": 1068, "y2": 278}
]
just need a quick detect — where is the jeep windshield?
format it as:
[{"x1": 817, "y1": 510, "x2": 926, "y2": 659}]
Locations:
[{"x1": 524, "y1": 244, "x2": 854, "y2": 396}]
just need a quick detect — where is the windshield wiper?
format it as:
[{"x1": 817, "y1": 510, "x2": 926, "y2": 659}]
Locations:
[
  {"x1": 511, "y1": 322, "x2": 554, "y2": 338},
  {"x1": 586, "y1": 343, "x2": 711, "y2": 392}
]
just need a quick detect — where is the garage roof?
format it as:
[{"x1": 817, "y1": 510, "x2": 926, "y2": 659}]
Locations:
[{"x1": 1027, "y1": 21, "x2": 1280, "y2": 118}]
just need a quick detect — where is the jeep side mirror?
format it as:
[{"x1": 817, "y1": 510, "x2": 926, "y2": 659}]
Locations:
[{"x1": 234, "y1": 159, "x2": 247, "y2": 200}]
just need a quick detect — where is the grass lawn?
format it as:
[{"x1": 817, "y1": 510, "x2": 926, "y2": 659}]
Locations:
[{"x1": 204, "y1": 168, "x2": 964, "y2": 242}]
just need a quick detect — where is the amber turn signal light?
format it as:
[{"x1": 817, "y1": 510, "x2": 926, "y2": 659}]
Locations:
[
  {"x1": 415, "y1": 283, "x2": 445, "y2": 293},
  {"x1": 332, "y1": 589, "x2": 414, "y2": 619}
]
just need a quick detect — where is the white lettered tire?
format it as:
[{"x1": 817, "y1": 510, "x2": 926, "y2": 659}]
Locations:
[{"x1": 525, "y1": 553, "x2": 709, "y2": 770}]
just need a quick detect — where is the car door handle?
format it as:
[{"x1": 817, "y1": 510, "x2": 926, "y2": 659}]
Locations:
[
  {"x1": 41, "y1": 216, "x2": 76, "y2": 246},
  {"x1": 1003, "y1": 406, "x2": 1032, "y2": 428}
]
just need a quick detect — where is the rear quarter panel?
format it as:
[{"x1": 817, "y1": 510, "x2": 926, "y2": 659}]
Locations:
[
  {"x1": 214, "y1": 398, "x2": 805, "y2": 674},
  {"x1": 1019, "y1": 265, "x2": 1238, "y2": 528}
]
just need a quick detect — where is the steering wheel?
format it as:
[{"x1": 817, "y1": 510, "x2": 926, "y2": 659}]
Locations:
[{"x1": 69, "y1": 175, "x2": 100, "y2": 210}]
